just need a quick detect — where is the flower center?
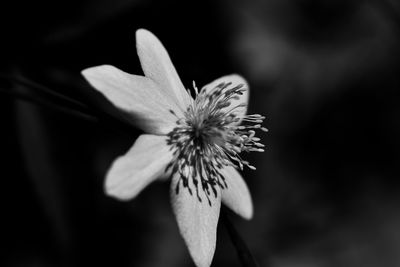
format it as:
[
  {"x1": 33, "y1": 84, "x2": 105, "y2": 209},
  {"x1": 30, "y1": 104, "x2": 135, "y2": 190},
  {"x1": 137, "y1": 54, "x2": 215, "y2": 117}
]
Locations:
[{"x1": 166, "y1": 81, "x2": 267, "y2": 205}]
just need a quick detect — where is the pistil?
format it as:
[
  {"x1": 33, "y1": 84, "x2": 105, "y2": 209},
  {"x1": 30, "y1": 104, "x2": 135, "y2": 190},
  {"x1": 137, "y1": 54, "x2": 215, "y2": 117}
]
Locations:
[{"x1": 166, "y1": 81, "x2": 267, "y2": 205}]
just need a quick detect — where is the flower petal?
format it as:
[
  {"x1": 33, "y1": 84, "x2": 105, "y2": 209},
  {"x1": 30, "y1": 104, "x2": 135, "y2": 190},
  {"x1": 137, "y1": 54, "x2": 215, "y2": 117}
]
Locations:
[
  {"x1": 82, "y1": 65, "x2": 182, "y2": 135},
  {"x1": 202, "y1": 74, "x2": 249, "y2": 123},
  {"x1": 170, "y1": 174, "x2": 221, "y2": 267},
  {"x1": 136, "y1": 29, "x2": 191, "y2": 110},
  {"x1": 220, "y1": 166, "x2": 253, "y2": 220},
  {"x1": 105, "y1": 134, "x2": 173, "y2": 200}
]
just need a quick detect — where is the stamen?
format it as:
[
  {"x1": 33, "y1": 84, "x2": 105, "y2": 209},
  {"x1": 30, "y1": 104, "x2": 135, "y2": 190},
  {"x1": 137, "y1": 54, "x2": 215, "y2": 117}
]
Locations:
[{"x1": 166, "y1": 81, "x2": 266, "y2": 205}]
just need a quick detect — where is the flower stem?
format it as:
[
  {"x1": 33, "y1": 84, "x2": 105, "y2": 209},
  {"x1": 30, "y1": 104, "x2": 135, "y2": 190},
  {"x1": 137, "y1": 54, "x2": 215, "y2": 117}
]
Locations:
[
  {"x1": 0, "y1": 87, "x2": 98, "y2": 121},
  {"x1": 0, "y1": 74, "x2": 140, "y2": 136},
  {"x1": 0, "y1": 74, "x2": 97, "y2": 120},
  {"x1": 222, "y1": 208, "x2": 261, "y2": 267},
  {"x1": 0, "y1": 74, "x2": 90, "y2": 110}
]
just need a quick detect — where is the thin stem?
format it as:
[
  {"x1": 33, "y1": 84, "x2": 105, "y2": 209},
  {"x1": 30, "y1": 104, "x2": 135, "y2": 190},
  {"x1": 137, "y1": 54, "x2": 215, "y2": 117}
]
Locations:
[
  {"x1": 0, "y1": 75, "x2": 138, "y2": 135},
  {"x1": 222, "y1": 208, "x2": 261, "y2": 267},
  {"x1": 0, "y1": 88, "x2": 98, "y2": 122},
  {"x1": 0, "y1": 74, "x2": 90, "y2": 111}
]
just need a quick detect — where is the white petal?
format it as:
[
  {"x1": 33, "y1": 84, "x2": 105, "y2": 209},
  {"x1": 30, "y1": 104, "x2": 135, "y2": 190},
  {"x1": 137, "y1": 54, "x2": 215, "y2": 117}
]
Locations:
[
  {"x1": 105, "y1": 134, "x2": 173, "y2": 200},
  {"x1": 82, "y1": 65, "x2": 182, "y2": 135},
  {"x1": 136, "y1": 29, "x2": 191, "y2": 110},
  {"x1": 220, "y1": 166, "x2": 253, "y2": 220},
  {"x1": 202, "y1": 74, "x2": 249, "y2": 123},
  {"x1": 170, "y1": 174, "x2": 221, "y2": 267}
]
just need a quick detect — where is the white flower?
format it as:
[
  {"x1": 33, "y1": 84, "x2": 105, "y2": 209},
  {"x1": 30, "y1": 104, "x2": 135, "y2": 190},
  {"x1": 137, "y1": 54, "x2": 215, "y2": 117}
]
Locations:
[{"x1": 82, "y1": 29, "x2": 266, "y2": 267}]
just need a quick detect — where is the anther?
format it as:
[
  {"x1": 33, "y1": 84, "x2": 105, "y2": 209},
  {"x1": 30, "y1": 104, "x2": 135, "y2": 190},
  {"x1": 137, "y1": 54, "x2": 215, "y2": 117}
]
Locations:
[{"x1": 166, "y1": 80, "x2": 267, "y2": 203}]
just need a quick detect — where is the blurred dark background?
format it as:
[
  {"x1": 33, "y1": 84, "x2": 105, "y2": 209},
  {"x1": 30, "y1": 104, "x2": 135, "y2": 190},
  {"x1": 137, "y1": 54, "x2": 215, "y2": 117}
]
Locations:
[{"x1": 1, "y1": 0, "x2": 400, "y2": 266}]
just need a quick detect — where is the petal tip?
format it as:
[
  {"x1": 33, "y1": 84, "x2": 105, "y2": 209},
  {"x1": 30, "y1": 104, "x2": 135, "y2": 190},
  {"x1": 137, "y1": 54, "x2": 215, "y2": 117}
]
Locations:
[
  {"x1": 104, "y1": 188, "x2": 131, "y2": 201},
  {"x1": 220, "y1": 167, "x2": 254, "y2": 220},
  {"x1": 192, "y1": 252, "x2": 215, "y2": 267},
  {"x1": 104, "y1": 176, "x2": 132, "y2": 201},
  {"x1": 230, "y1": 196, "x2": 253, "y2": 220},
  {"x1": 241, "y1": 193, "x2": 254, "y2": 220},
  {"x1": 242, "y1": 204, "x2": 254, "y2": 220},
  {"x1": 170, "y1": 175, "x2": 220, "y2": 267},
  {"x1": 187, "y1": 230, "x2": 216, "y2": 267},
  {"x1": 136, "y1": 28, "x2": 151, "y2": 35},
  {"x1": 135, "y1": 28, "x2": 158, "y2": 44},
  {"x1": 103, "y1": 155, "x2": 136, "y2": 201},
  {"x1": 227, "y1": 73, "x2": 247, "y2": 81},
  {"x1": 81, "y1": 64, "x2": 115, "y2": 80},
  {"x1": 81, "y1": 66, "x2": 95, "y2": 80}
]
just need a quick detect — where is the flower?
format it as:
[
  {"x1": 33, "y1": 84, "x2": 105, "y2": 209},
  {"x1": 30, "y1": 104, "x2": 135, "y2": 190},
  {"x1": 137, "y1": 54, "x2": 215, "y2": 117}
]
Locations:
[{"x1": 82, "y1": 29, "x2": 267, "y2": 267}]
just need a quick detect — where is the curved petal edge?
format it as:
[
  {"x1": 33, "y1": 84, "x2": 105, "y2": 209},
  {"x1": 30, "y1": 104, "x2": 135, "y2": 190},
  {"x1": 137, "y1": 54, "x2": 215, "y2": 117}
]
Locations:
[
  {"x1": 201, "y1": 74, "x2": 249, "y2": 123},
  {"x1": 220, "y1": 166, "x2": 253, "y2": 220},
  {"x1": 82, "y1": 64, "x2": 181, "y2": 135},
  {"x1": 170, "y1": 174, "x2": 221, "y2": 267},
  {"x1": 136, "y1": 29, "x2": 191, "y2": 110},
  {"x1": 105, "y1": 134, "x2": 173, "y2": 200}
]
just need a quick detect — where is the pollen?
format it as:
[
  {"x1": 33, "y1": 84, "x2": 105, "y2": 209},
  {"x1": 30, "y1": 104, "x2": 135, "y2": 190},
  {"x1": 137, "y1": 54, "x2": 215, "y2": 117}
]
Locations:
[{"x1": 166, "y1": 81, "x2": 267, "y2": 205}]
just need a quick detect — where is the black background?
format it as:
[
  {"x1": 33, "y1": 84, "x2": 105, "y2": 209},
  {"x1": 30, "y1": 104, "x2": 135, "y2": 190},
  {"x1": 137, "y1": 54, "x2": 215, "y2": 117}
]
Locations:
[{"x1": 1, "y1": 0, "x2": 400, "y2": 266}]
